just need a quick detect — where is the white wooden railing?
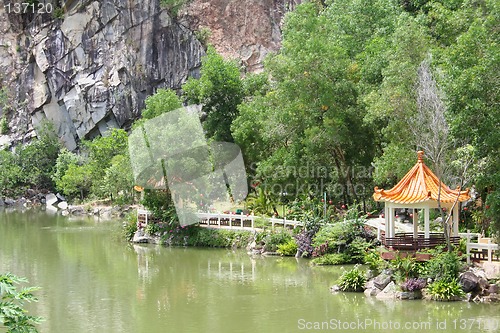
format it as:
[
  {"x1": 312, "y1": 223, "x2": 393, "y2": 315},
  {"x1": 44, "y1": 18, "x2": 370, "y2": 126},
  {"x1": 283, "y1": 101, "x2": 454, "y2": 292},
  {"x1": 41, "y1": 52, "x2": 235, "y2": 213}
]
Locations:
[
  {"x1": 196, "y1": 212, "x2": 304, "y2": 229},
  {"x1": 137, "y1": 209, "x2": 304, "y2": 230},
  {"x1": 463, "y1": 230, "x2": 499, "y2": 264}
]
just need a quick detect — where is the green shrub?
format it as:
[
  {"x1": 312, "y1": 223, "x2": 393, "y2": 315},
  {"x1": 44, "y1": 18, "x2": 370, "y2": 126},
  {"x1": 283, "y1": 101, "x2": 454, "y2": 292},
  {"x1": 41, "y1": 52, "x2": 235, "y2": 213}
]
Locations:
[
  {"x1": 145, "y1": 222, "x2": 164, "y2": 235},
  {"x1": 390, "y1": 255, "x2": 420, "y2": 282},
  {"x1": 171, "y1": 228, "x2": 253, "y2": 248},
  {"x1": 424, "y1": 251, "x2": 463, "y2": 282},
  {"x1": 123, "y1": 221, "x2": 137, "y2": 241},
  {"x1": 346, "y1": 237, "x2": 371, "y2": 263},
  {"x1": 364, "y1": 250, "x2": 386, "y2": 274},
  {"x1": 195, "y1": 26, "x2": 212, "y2": 46},
  {"x1": 0, "y1": 116, "x2": 8, "y2": 134},
  {"x1": 0, "y1": 273, "x2": 42, "y2": 332},
  {"x1": 277, "y1": 239, "x2": 298, "y2": 256},
  {"x1": 426, "y1": 279, "x2": 465, "y2": 301},
  {"x1": 53, "y1": 7, "x2": 64, "y2": 19},
  {"x1": 160, "y1": 0, "x2": 188, "y2": 17},
  {"x1": 337, "y1": 265, "x2": 366, "y2": 292},
  {"x1": 263, "y1": 229, "x2": 293, "y2": 252},
  {"x1": 312, "y1": 253, "x2": 350, "y2": 265},
  {"x1": 312, "y1": 219, "x2": 368, "y2": 253}
]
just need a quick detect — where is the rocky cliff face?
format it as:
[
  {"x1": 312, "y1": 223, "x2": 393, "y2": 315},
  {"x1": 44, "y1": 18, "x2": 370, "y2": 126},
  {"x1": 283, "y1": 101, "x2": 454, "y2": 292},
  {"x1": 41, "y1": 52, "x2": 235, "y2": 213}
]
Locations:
[
  {"x1": 180, "y1": 0, "x2": 301, "y2": 72},
  {"x1": 0, "y1": 0, "x2": 300, "y2": 150}
]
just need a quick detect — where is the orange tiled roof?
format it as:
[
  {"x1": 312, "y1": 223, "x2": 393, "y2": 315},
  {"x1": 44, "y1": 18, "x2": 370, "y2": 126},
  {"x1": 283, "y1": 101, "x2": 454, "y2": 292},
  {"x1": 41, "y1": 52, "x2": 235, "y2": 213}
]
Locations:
[{"x1": 373, "y1": 151, "x2": 470, "y2": 204}]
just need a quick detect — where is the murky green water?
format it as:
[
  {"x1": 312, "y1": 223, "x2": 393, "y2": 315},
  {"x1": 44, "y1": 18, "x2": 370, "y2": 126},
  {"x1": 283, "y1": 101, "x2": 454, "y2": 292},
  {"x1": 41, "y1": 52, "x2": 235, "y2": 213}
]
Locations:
[{"x1": 0, "y1": 209, "x2": 499, "y2": 333}]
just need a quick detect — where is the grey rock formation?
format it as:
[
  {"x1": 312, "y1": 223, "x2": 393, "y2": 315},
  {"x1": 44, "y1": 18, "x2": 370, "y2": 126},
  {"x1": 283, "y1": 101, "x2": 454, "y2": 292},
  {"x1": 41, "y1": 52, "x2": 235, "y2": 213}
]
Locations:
[
  {"x1": 181, "y1": 0, "x2": 302, "y2": 72},
  {"x1": 0, "y1": 0, "x2": 299, "y2": 149},
  {"x1": 459, "y1": 271, "x2": 479, "y2": 293},
  {"x1": 373, "y1": 272, "x2": 392, "y2": 290},
  {"x1": 45, "y1": 193, "x2": 58, "y2": 207},
  {"x1": 1, "y1": 0, "x2": 205, "y2": 149},
  {"x1": 376, "y1": 281, "x2": 397, "y2": 300}
]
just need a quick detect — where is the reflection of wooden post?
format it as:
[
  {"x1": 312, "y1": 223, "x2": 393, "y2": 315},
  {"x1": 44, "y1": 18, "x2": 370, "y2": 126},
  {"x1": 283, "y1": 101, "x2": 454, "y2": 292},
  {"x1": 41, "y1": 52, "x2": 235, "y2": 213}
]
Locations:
[{"x1": 466, "y1": 229, "x2": 471, "y2": 265}]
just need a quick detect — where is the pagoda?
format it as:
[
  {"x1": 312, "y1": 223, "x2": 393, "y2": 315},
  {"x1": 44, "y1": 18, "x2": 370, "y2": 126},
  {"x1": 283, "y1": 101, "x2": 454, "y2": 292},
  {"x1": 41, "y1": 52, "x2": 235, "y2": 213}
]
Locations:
[{"x1": 373, "y1": 151, "x2": 470, "y2": 249}]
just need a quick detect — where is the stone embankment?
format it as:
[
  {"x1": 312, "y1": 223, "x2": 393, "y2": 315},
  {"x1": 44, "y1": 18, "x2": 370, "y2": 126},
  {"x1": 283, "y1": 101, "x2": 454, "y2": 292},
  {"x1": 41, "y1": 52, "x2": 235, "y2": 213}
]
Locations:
[
  {"x1": 1, "y1": 191, "x2": 134, "y2": 219},
  {"x1": 342, "y1": 266, "x2": 500, "y2": 303}
]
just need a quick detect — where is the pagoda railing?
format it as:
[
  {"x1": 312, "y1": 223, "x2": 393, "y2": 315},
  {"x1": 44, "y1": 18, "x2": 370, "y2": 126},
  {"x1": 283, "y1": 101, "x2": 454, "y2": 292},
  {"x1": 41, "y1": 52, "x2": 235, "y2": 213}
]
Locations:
[{"x1": 382, "y1": 232, "x2": 460, "y2": 251}]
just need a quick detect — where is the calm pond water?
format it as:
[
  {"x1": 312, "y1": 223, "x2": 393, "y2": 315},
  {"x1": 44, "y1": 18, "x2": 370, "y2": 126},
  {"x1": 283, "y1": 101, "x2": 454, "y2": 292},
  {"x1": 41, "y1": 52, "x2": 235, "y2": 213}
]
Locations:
[{"x1": 0, "y1": 209, "x2": 499, "y2": 333}]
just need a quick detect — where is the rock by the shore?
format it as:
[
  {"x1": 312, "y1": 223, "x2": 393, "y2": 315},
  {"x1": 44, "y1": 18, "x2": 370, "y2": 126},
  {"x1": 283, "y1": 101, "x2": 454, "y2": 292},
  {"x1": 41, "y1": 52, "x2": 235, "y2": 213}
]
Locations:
[
  {"x1": 397, "y1": 291, "x2": 423, "y2": 300},
  {"x1": 489, "y1": 284, "x2": 499, "y2": 295},
  {"x1": 364, "y1": 281, "x2": 380, "y2": 297},
  {"x1": 58, "y1": 201, "x2": 68, "y2": 210},
  {"x1": 132, "y1": 230, "x2": 149, "y2": 243},
  {"x1": 373, "y1": 272, "x2": 392, "y2": 290},
  {"x1": 376, "y1": 281, "x2": 397, "y2": 300},
  {"x1": 68, "y1": 206, "x2": 85, "y2": 215},
  {"x1": 482, "y1": 262, "x2": 500, "y2": 280},
  {"x1": 45, "y1": 193, "x2": 58, "y2": 207},
  {"x1": 459, "y1": 271, "x2": 479, "y2": 292},
  {"x1": 4, "y1": 198, "x2": 16, "y2": 205}
]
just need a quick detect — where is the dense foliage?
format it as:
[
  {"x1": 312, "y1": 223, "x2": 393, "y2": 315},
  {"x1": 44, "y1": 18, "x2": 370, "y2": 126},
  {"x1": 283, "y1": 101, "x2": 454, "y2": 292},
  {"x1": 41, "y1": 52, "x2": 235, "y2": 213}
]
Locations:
[
  {"x1": 0, "y1": 123, "x2": 61, "y2": 197},
  {"x1": 0, "y1": 273, "x2": 41, "y2": 332},
  {"x1": 1, "y1": 0, "x2": 499, "y2": 239},
  {"x1": 426, "y1": 279, "x2": 465, "y2": 301},
  {"x1": 231, "y1": 0, "x2": 500, "y2": 238},
  {"x1": 337, "y1": 265, "x2": 366, "y2": 292}
]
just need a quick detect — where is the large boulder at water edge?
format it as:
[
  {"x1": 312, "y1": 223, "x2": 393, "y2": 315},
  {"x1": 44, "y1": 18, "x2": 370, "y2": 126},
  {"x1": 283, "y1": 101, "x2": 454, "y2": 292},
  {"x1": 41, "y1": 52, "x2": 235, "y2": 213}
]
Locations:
[
  {"x1": 373, "y1": 273, "x2": 392, "y2": 290},
  {"x1": 459, "y1": 271, "x2": 479, "y2": 292},
  {"x1": 45, "y1": 193, "x2": 58, "y2": 207},
  {"x1": 376, "y1": 281, "x2": 397, "y2": 300}
]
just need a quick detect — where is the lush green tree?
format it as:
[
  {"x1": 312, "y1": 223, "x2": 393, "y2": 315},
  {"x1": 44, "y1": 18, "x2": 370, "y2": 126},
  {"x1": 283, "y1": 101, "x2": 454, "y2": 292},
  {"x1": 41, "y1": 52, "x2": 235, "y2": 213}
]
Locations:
[
  {"x1": 183, "y1": 45, "x2": 243, "y2": 142},
  {"x1": 130, "y1": 89, "x2": 201, "y2": 221},
  {"x1": 0, "y1": 122, "x2": 61, "y2": 196},
  {"x1": 0, "y1": 273, "x2": 41, "y2": 333},
  {"x1": 83, "y1": 128, "x2": 129, "y2": 198},
  {"x1": 101, "y1": 154, "x2": 135, "y2": 203},
  {"x1": 0, "y1": 150, "x2": 22, "y2": 197},
  {"x1": 436, "y1": 0, "x2": 500, "y2": 237},
  {"x1": 57, "y1": 163, "x2": 93, "y2": 200},
  {"x1": 16, "y1": 123, "x2": 62, "y2": 191},
  {"x1": 52, "y1": 148, "x2": 83, "y2": 192},
  {"x1": 233, "y1": 1, "x2": 383, "y2": 204},
  {"x1": 141, "y1": 88, "x2": 183, "y2": 120}
]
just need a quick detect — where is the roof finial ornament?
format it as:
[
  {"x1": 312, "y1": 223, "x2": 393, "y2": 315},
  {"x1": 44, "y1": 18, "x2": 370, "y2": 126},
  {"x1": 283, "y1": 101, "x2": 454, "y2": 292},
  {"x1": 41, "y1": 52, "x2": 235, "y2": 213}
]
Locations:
[{"x1": 417, "y1": 150, "x2": 424, "y2": 163}]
